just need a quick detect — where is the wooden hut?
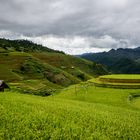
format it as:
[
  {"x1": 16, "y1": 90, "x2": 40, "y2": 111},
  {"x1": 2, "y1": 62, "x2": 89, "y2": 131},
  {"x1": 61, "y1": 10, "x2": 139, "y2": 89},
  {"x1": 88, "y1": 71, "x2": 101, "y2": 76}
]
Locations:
[{"x1": 0, "y1": 80, "x2": 9, "y2": 92}]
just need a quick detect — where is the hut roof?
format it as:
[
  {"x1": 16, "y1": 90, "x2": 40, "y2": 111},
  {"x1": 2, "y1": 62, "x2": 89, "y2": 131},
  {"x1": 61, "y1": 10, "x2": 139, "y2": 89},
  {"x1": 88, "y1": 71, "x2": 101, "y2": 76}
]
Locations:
[
  {"x1": 0, "y1": 80, "x2": 4, "y2": 86},
  {"x1": 0, "y1": 80, "x2": 9, "y2": 88}
]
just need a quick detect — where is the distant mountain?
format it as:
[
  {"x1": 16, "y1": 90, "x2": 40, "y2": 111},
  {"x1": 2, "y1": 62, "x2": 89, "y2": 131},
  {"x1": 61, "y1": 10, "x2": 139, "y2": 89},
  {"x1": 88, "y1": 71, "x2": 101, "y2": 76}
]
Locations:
[{"x1": 80, "y1": 47, "x2": 140, "y2": 74}]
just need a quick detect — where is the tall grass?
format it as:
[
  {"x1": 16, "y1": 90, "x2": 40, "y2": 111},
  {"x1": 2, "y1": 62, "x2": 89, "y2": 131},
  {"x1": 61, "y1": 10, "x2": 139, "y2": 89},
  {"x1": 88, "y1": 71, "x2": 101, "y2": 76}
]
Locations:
[{"x1": 0, "y1": 84, "x2": 140, "y2": 139}]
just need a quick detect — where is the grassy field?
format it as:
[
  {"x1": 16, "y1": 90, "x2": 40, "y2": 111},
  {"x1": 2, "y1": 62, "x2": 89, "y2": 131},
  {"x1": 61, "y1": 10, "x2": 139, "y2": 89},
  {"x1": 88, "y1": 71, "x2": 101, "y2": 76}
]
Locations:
[
  {"x1": 1, "y1": 38, "x2": 140, "y2": 139},
  {"x1": 0, "y1": 83, "x2": 140, "y2": 139},
  {"x1": 131, "y1": 98, "x2": 140, "y2": 109},
  {"x1": 100, "y1": 74, "x2": 140, "y2": 79}
]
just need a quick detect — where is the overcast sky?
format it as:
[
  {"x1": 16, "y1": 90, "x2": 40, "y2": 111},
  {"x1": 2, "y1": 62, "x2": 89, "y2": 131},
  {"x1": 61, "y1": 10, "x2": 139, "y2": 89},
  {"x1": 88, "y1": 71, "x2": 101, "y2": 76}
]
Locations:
[{"x1": 0, "y1": 0, "x2": 140, "y2": 54}]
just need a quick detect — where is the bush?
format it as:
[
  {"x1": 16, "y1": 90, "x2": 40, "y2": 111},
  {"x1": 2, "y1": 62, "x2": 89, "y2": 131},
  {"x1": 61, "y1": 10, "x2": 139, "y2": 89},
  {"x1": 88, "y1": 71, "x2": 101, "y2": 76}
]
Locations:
[{"x1": 34, "y1": 88, "x2": 56, "y2": 96}]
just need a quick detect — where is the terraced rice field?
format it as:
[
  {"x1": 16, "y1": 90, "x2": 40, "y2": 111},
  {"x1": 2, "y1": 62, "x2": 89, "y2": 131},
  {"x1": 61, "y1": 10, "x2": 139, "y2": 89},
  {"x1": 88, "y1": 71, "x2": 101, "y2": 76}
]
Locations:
[
  {"x1": 100, "y1": 74, "x2": 140, "y2": 79},
  {"x1": 0, "y1": 83, "x2": 140, "y2": 139},
  {"x1": 90, "y1": 74, "x2": 140, "y2": 89}
]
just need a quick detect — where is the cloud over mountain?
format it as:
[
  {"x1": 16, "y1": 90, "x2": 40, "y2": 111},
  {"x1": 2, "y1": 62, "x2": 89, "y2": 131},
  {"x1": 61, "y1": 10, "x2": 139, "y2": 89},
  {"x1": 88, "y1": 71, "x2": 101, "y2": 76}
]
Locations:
[{"x1": 0, "y1": 0, "x2": 140, "y2": 54}]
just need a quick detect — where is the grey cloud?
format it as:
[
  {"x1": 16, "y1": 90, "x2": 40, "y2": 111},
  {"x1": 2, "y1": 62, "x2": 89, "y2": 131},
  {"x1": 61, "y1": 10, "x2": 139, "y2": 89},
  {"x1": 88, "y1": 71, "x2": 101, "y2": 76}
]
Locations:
[{"x1": 0, "y1": 0, "x2": 140, "y2": 53}]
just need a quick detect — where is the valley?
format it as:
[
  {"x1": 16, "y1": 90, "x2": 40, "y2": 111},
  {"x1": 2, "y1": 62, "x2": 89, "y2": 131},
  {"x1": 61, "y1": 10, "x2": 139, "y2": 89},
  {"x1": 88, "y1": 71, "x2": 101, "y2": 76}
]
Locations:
[
  {"x1": 0, "y1": 38, "x2": 140, "y2": 139},
  {"x1": 1, "y1": 0, "x2": 140, "y2": 139}
]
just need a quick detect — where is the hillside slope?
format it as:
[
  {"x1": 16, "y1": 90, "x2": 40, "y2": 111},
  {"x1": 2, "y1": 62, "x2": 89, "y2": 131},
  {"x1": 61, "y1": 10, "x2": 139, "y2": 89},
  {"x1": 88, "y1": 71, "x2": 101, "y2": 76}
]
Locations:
[
  {"x1": 80, "y1": 47, "x2": 140, "y2": 74},
  {"x1": 0, "y1": 84, "x2": 140, "y2": 139},
  {"x1": 0, "y1": 38, "x2": 108, "y2": 94}
]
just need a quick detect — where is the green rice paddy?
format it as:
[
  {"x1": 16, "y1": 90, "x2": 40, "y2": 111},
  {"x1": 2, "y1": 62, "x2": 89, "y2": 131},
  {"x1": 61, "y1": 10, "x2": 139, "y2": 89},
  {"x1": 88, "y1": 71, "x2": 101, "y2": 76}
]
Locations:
[
  {"x1": 89, "y1": 74, "x2": 140, "y2": 89},
  {"x1": 100, "y1": 74, "x2": 140, "y2": 79},
  {"x1": 0, "y1": 80, "x2": 140, "y2": 139}
]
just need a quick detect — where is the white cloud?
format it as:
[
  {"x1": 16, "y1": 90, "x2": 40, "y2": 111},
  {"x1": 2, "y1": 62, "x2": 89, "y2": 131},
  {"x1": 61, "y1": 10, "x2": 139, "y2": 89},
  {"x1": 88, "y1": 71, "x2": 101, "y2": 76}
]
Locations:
[
  {"x1": 0, "y1": 0, "x2": 140, "y2": 54},
  {"x1": 16, "y1": 35, "x2": 135, "y2": 55}
]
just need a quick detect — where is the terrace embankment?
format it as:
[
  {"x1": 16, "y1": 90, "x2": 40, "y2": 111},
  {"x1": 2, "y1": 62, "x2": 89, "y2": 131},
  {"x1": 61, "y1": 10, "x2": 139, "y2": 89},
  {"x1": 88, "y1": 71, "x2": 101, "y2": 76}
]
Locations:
[{"x1": 89, "y1": 75, "x2": 140, "y2": 89}]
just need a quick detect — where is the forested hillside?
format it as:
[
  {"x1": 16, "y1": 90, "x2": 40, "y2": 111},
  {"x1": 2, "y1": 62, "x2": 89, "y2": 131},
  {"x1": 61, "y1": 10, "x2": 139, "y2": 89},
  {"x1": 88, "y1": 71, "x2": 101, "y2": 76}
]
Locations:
[
  {"x1": 80, "y1": 47, "x2": 140, "y2": 74},
  {"x1": 0, "y1": 38, "x2": 108, "y2": 95}
]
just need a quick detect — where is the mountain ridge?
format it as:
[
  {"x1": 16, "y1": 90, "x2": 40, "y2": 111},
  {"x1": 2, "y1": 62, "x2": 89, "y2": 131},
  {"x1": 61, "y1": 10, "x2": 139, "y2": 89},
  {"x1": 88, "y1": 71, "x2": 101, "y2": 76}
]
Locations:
[{"x1": 80, "y1": 47, "x2": 140, "y2": 74}]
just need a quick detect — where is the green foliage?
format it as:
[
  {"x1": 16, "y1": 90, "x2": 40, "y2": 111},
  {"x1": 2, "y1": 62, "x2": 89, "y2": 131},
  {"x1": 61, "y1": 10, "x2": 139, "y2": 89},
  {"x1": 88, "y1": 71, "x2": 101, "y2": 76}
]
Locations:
[
  {"x1": 80, "y1": 47, "x2": 140, "y2": 74},
  {"x1": 58, "y1": 83, "x2": 140, "y2": 107},
  {"x1": 131, "y1": 98, "x2": 140, "y2": 109},
  {"x1": 0, "y1": 85, "x2": 140, "y2": 139},
  {"x1": 0, "y1": 50, "x2": 107, "y2": 88},
  {"x1": 20, "y1": 58, "x2": 46, "y2": 77},
  {"x1": 0, "y1": 51, "x2": 80, "y2": 86},
  {"x1": 100, "y1": 74, "x2": 140, "y2": 79},
  {"x1": 34, "y1": 88, "x2": 56, "y2": 96},
  {"x1": 33, "y1": 52, "x2": 108, "y2": 78},
  {"x1": 92, "y1": 62, "x2": 108, "y2": 75},
  {"x1": 89, "y1": 74, "x2": 140, "y2": 89},
  {"x1": 9, "y1": 80, "x2": 62, "y2": 96},
  {"x1": 0, "y1": 38, "x2": 63, "y2": 53},
  {"x1": 0, "y1": 64, "x2": 22, "y2": 82},
  {"x1": 0, "y1": 38, "x2": 108, "y2": 94}
]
